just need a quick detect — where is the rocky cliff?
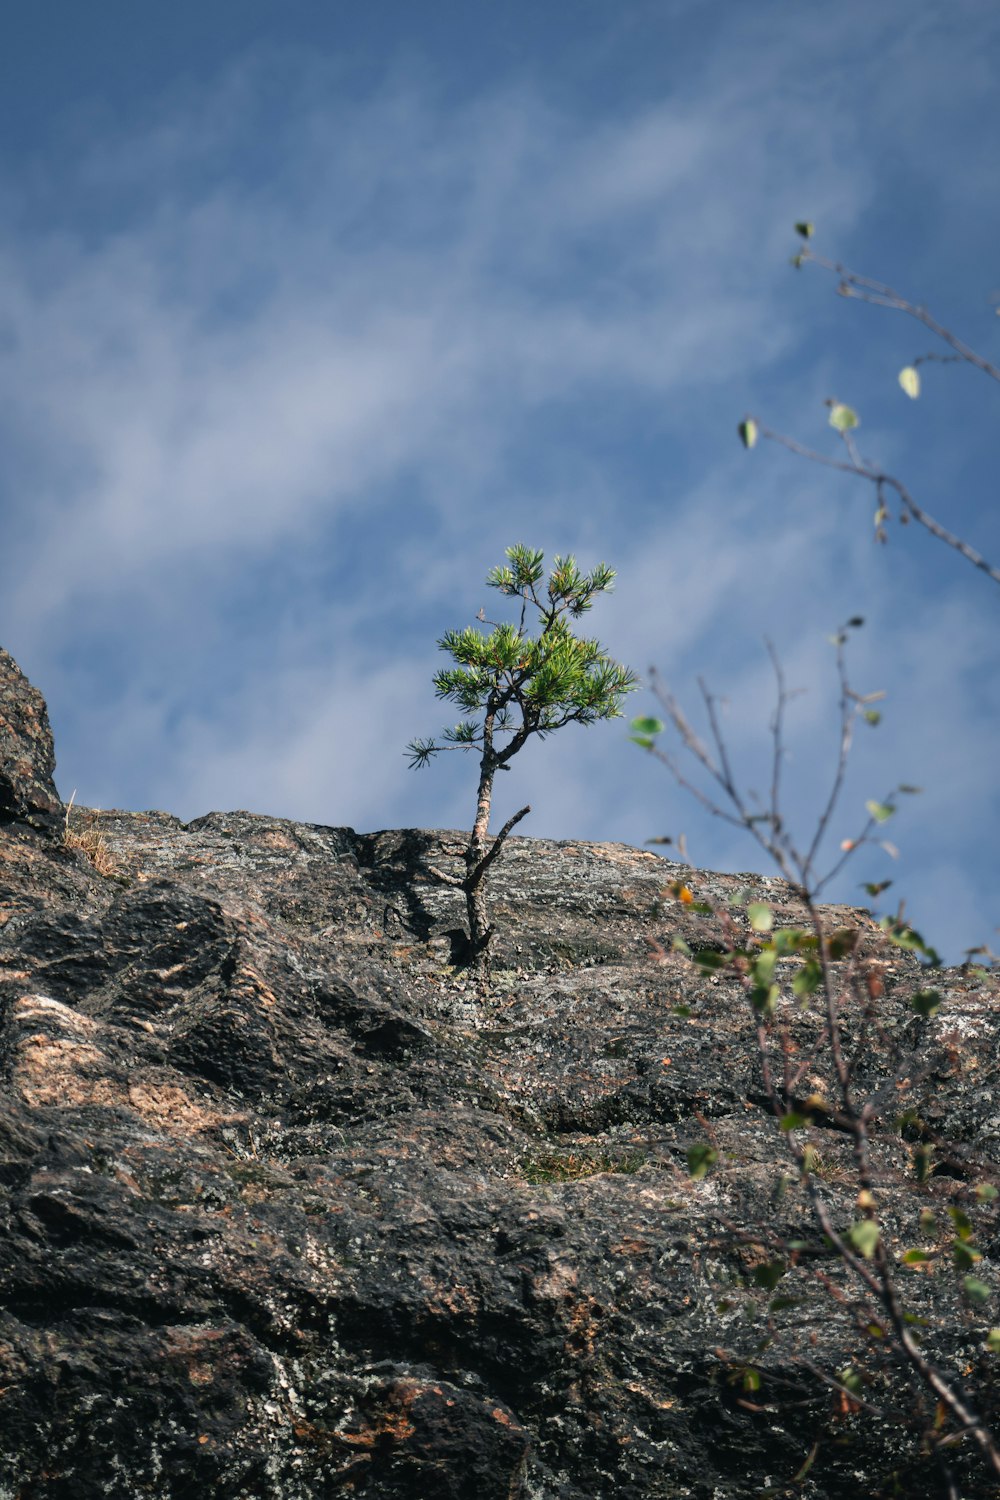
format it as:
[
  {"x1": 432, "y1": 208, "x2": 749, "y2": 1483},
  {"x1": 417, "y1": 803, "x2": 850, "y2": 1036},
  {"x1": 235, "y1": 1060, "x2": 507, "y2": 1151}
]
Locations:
[{"x1": 0, "y1": 647, "x2": 997, "y2": 1498}]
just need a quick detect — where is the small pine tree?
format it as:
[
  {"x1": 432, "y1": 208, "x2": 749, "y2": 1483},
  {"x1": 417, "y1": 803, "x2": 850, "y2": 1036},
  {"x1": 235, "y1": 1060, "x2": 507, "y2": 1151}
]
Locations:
[{"x1": 408, "y1": 544, "x2": 638, "y2": 970}]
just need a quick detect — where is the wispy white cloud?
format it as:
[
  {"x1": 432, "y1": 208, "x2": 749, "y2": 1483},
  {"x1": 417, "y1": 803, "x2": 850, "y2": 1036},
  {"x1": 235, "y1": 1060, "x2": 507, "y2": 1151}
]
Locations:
[{"x1": 0, "y1": 42, "x2": 872, "y2": 612}]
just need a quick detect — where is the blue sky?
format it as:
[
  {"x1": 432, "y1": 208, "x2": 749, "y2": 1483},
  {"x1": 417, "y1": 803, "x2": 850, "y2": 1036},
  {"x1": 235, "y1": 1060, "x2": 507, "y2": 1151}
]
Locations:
[{"x1": 1, "y1": 1, "x2": 998, "y2": 961}]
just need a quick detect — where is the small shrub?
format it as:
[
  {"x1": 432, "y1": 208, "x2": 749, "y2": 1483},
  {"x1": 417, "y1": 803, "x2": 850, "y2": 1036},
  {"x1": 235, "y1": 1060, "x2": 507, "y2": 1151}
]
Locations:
[{"x1": 408, "y1": 544, "x2": 636, "y2": 970}]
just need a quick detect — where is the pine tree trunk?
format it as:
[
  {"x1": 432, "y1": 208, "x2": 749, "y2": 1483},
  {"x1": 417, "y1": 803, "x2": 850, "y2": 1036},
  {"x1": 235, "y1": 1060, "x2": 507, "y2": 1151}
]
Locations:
[
  {"x1": 464, "y1": 755, "x2": 496, "y2": 968},
  {"x1": 465, "y1": 877, "x2": 491, "y2": 968}
]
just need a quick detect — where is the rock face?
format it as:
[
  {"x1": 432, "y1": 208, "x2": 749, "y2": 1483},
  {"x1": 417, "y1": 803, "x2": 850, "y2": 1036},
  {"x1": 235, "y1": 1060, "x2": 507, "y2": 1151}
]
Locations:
[
  {"x1": 0, "y1": 652, "x2": 998, "y2": 1498},
  {"x1": 0, "y1": 646, "x2": 62, "y2": 832}
]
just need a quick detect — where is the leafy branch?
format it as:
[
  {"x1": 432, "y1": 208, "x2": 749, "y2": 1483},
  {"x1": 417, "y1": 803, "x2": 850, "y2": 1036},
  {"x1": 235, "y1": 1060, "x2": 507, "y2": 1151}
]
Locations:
[
  {"x1": 635, "y1": 630, "x2": 1000, "y2": 1490},
  {"x1": 737, "y1": 225, "x2": 1000, "y2": 589}
]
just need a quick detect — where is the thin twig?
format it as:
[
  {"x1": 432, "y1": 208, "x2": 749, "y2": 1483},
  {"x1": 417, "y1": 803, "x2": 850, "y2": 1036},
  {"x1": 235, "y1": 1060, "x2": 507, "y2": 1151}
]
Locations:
[
  {"x1": 803, "y1": 249, "x2": 1000, "y2": 385},
  {"x1": 801, "y1": 635, "x2": 855, "y2": 886},
  {"x1": 758, "y1": 426, "x2": 1000, "y2": 588},
  {"x1": 474, "y1": 804, "x2": 531, "y2": 882}
]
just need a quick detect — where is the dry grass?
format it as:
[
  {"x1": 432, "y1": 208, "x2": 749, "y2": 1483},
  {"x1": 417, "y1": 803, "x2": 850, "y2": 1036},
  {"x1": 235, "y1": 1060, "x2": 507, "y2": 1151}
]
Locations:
[
  {"x1": 519, "y1": 1146, "x2": 647, "y2": 1184},
  {"x1": 63, "y1": 793, "x2": 119, "y2": 878}
]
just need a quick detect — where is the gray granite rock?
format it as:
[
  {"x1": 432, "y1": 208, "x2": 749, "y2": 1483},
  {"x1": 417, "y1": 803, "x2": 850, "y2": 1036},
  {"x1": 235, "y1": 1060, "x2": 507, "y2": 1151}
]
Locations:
[{"x1": 0, "y1": 646, "x2": 62, "y2": 832}]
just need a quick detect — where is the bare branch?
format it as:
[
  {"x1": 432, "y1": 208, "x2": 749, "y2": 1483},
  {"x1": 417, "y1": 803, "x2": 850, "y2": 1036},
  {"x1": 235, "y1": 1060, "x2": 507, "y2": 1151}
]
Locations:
[
  {"x1": 802, "y1": 248, "x2": 1000, "y2": 386},
  {"x1": 472, "y1": 803, "x2": 531, "y2": 884},
  {"x1": 699, "y1": 678, "x2": 741, "y2": 805},
  {"x1": 756, "y1": 424, "x2": 1000, "y2": 588},
  {"x1": 801, "y1": 633, "x2": 856, "y2": 888},
  {"x1": 766, "y1": 639, "x2": 787, "y2": 846}
]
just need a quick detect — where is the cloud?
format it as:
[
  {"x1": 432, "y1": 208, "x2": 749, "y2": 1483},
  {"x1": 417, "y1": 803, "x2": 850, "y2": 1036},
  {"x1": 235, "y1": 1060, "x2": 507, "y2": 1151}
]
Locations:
[{"x1": 0, "y1": 44, "x2": 873, "y2": 615}]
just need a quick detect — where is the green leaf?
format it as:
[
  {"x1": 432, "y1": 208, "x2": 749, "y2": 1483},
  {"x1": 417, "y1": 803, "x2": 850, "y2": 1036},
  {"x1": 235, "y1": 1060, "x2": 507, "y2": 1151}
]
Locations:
[
  {"x1": 671, "y1": 936, "x2": 692, "y2": 956},
  {"x1": 631, "y1": 716, "x2": 664, "y2": 736},
  {"x1": 752, "y1": 1261, "x2": 786, "y2": 1291},
  {"x1": 863, "y1": 709, "x2": 882, "y2": 726},
  {"x1": 911, "y1": 989, "x2": 942, "y2": 1019},
  {"x1": 866, "y1": 800, "x2": 895, "y2": 824},
  {"x1": 741, "y1": 1366, "x2": 762, "y2": 1393},
  {"x1": 837, "y1": 1365, "x2": 863, "y2": 1396},
  {"x1": 770, "y1": 1295, "x2": 806, "y2": 1313},
  {"x1": 948, "y1": 1207, "x2": 974, "y2": 1240},
  {"x1": 902, "y1": 1249, "x2": 933, "y2": 1264},
  {"x1": 794, "y1": 221, "x2": 815, "y2": 239},
  {"x1": 751, "y1": 983, "x2": 779, "y2": 1017},
  {"x1": 954, "y1": 1242, "x2": 982, "y2": 1271},
  {"x1": 738, "y1": 418, "x2": 758, "y2": 450},
  {"x1": 779, "y1": 1111, "x2": 808, "y2": 1131},
  {"x1": 694, "y1": 950, "x2": 728, "y2": 972},
  {"x1": 862, "y1": 880, "x2": 892, "y2": 898},
  {"x1": 976, "y1": 1184, "x2": 999, "y2": 1202},
  {"x1": 914, "y1": 1144, "x2": 935, "y2": 1183},
  {"x1": 964, "y1": 1276, "x2": 992, "y2": 1305},
  {"x1": 746, "y1": 903, "x2": 773, "y2": 932},
  {"x1": 898, "y1": 366, "x2": 921, "y2": 399},
  {"x1": 826, "y1": 928, "x2": 858, "y2": 960},
  {"x1": 919, "y1": 1209, "x2": 937, "y2": 1234},
  {"x1": 752, "y1": 948, "x2": 778, "y2": 986},
  {"x1": 687, "y1": 1143, "x2": 719, "y2": 1180},
  {"x1": 791, "y1": 960, "x2": 822, "y2": 999},
  {"x1": 773, "y1": 928, "x2": 817, "y2": 956},
  {"x1": 878, "y1": 917, "x2": 942, "y2": 967},
  {"x1": 828, "y1": 402, "x2": 859, "y2": 432},
  {"x1": 847, "y1": 1220, "x2": 880, "y2": 1259},
  {"x1": 986, "y1": 1329, "x2": 1000, "y2": 1352}
]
